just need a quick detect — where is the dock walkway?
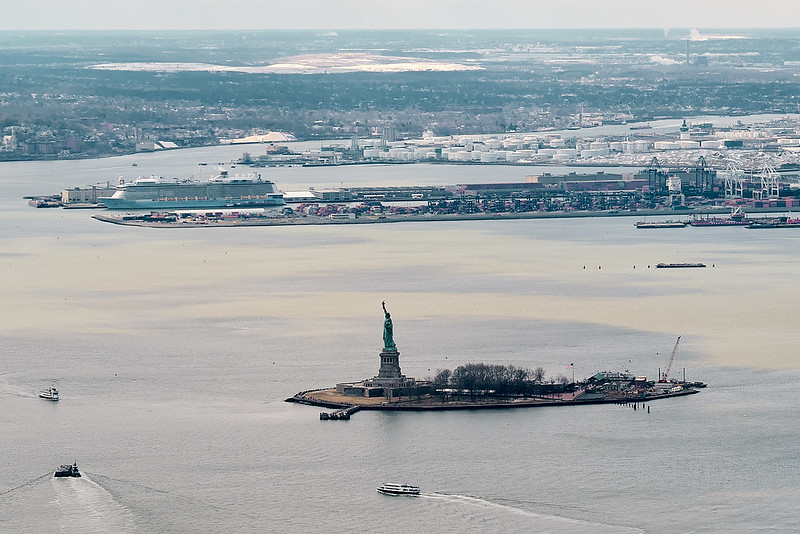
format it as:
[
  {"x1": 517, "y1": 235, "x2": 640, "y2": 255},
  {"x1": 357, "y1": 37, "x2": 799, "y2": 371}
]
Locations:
[{"x1": 319, "y1": 405, "x2": 362, "y2": 420}]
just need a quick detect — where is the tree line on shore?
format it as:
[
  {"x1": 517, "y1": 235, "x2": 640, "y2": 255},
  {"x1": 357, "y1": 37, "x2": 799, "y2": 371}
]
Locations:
[{"x1": 431, "y1": 363, "x2": 570, "y2": 396}]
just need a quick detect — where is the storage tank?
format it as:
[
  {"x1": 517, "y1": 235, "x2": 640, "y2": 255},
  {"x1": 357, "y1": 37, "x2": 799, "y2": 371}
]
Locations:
[
  {"x1": 447, "y1": 150, "x2": 470, "y2": 161},
  {"x1": 777, "y1": 138, "x2": 800, "y2": 146},
  {"x1": 654, "y1": 141, "x2": 679, "y2": 150},
  {"x1": 678, "y1": 140, "x2": 701, "y2": 149},
  {"x1": 700, "y1": 140, "x2": 723, "y2": 149},
  {"x1": 388, "y1": 148, "x2": 412, "y2": 160}
]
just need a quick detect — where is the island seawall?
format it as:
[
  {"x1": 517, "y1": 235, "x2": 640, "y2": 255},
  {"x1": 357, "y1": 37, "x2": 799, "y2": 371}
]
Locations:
[{"x1": 286, "y1": 386, "x2": 700, "y2": 413}]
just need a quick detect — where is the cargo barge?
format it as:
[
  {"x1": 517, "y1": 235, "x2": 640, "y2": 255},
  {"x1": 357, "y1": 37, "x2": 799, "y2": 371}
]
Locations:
[
  {"x1": 635, "y1": 220, "x2": 687, "y2": 228},
  {"x1": 747, "y1": 215, "x2": 800, "y2": 228},
  {"x1": 656, "y1": 263, "x2": 706, "y2": 268},
  {"x1": 689, "y1": 207, "x2": 749, "y2": 227}
]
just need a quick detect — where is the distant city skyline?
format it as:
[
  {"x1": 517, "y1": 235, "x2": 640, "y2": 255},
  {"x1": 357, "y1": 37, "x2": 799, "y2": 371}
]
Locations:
[{"x1": 2, "y1": 0, "x2": 800, "y2": 31}]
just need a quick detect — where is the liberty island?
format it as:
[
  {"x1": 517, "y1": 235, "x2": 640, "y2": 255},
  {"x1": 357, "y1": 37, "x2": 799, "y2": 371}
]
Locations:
[{"x1": 286, "y1": 302, "x2": 703, "y2": 416}]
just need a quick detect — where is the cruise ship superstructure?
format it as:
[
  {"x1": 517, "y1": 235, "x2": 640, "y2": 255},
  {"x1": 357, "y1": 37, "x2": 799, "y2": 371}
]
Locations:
[{"x1": 100, "y1": 170, "x2": 285, "y2": 210}]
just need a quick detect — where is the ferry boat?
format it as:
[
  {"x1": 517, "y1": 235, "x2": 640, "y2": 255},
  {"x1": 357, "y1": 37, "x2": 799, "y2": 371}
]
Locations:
[
  {"x1": 99, "y1": 170, "x2": 286, "y2": 210},
  {"x1": 377, "y1": 483, "x2": 420, "y2": 496},
  {"x1": 54, "y1": 463, "x2": 81, "y2": 478},
  {"x1": 39, "y1": 387, "x2": 59, "y2": 401}
]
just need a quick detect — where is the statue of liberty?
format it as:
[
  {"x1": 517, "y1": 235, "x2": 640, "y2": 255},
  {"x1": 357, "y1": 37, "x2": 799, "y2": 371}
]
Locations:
[{"x1": 382, "y1": 301, "x2": 396, "y2": 351}]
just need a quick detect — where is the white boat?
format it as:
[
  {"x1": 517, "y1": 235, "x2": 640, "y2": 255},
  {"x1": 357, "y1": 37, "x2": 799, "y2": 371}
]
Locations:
[
  {"x1": 377, "y1": 483, "x2": 420, "y2": 496},
  {"x1": 39, "y1": 387, "x2": 59, "y2": 401}
]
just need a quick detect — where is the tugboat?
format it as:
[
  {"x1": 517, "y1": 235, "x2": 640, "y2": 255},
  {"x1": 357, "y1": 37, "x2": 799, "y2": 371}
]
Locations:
[
  {"x1": 39, "y1": 387, "x2": 59, "y2": 401},
  {"x1": 54, "y1": 463, "x2": 81, "y2": 478},
  {"x1": 377, "y1": 483, "x2": 420, "y2": 496}
]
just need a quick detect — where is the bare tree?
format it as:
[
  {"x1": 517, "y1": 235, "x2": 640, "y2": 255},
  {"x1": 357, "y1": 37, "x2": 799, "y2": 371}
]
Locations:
[
  {"x1": 433, "y1": 368, "x2": 452, "y2": 387},
  {"x1": 532, "y1": 366, "x2": 546, "y2": 383}
]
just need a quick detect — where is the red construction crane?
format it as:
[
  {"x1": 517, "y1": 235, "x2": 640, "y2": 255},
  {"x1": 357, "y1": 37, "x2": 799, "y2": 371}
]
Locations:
[{"x1": 660, "y1": 336, "x2": 681, "y2": 382}]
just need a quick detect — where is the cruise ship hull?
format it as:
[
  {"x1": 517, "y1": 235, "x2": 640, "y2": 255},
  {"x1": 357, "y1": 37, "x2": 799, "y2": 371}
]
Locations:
[{"x1": 102, "y1": 196, "x2": 285, "y2": 210}]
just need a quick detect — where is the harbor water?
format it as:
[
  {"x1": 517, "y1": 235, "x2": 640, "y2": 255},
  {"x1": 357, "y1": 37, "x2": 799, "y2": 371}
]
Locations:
[{"x1": 1, "y1": 147, "x2": 800, "y2": 533}]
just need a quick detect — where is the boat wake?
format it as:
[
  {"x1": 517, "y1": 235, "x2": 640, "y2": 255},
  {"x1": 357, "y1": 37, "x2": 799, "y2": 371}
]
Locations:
[
  {"x1": 1, "y1": 383, "x2": 43, "y2": 398},
  {"x1": 422, "y1": 492, "x2": 644, "y2": 533},
  {"x1": 0, "y1": 472, "x2": 52, "y2": 497},
  {"x1": 51, "y1": 473, "x2": 138, "y2": 533}
]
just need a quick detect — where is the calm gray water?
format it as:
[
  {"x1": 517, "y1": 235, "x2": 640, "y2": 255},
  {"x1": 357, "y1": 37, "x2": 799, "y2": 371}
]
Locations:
[{"x1": 2, "y1": 147, "x2": 799, "y2": 533}]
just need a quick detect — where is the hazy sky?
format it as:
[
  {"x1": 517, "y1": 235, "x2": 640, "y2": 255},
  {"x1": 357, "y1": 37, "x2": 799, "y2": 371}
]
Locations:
[{"x1": 2, "y1": 0, "x2": 800, "y2": 31}]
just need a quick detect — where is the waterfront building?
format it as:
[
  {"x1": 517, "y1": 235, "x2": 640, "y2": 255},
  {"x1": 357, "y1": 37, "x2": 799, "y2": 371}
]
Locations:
[{"x1": 61, "y1": 185, "x2": 116, "y2": 204}]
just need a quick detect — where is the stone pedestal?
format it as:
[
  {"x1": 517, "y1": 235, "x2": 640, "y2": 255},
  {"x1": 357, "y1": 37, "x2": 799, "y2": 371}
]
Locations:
[
  {"x1": 377, "y1": 348, "x2": 402, "y2": 379},
  {"x1": 363, "y1": 347, "x2": 416, "y2": 392}
]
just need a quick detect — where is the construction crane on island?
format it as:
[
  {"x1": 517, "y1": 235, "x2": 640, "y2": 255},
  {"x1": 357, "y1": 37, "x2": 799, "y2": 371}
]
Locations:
[{"x1": 660, "y1": 336, "x2": 681, "y2": 383}]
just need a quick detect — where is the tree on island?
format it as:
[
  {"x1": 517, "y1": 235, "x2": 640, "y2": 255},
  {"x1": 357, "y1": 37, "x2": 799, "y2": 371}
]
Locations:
[
  {"x1": 432, "y1": 362, "x2": 570, "y2": 399},
  {"x1": 433, "y1": 368, "x2": 451, "y2": 387}
]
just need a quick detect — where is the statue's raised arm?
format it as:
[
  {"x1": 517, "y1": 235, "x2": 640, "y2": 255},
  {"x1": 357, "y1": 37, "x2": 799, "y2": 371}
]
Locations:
[{"x1": 381, "y1": 301, "x2": 396, "y2": 350}]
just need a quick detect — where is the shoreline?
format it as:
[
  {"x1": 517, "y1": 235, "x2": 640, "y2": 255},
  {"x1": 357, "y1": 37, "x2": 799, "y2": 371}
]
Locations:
[
  {"x1": 92, "y1": 210, "x2": 629, "y2": 228},
  {"x1": 286, "y1": 387, "x2": 700, "y2": 413},
  {"x1": 91, "y1": 206, "x2": 799, "y2": 228}
]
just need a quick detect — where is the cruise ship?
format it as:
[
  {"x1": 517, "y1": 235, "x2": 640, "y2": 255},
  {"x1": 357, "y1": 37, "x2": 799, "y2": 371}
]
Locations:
[{"x1": 100, "y1": 170, "x2": 285, "y2": 210}]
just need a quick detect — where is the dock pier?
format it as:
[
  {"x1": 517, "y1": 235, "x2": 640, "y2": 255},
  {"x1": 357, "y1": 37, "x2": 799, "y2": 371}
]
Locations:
[{"x1": 320, "y1": 405, "x2": 361, "y2": 420}]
